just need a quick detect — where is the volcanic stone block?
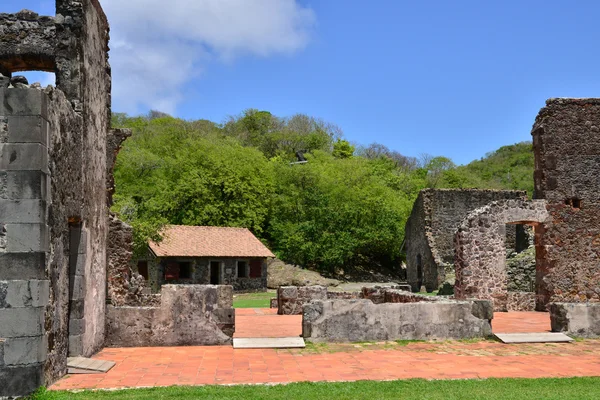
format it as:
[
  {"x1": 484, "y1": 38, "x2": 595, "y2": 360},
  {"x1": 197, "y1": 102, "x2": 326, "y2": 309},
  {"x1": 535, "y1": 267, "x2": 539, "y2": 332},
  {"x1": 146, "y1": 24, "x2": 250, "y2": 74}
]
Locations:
[
  {"x1": 0, "y1": 364, "x2": 43, "y2": 397},
  {"x1": 69, "y1": 299, "x2": 85, "y2": 319},
  {"x1": 0, "y1": 252, "x2": 46, "y2": 280},
  {"x1": 550, "y1": 302, "x2": 600, "y2": 338},
  {"x1": 5, "y1": 116, "x2": 48, "y2": 144},
  {"x1": 3, "y1": 335, "x2": 47, "y2": 365},
  {"x1": 4, "y1": 223, "x2": 49, "y2": 252},
  {"x1": 0, "y1": 280, "x2": 49, "y2": 308},
  {"x1": 68, "y1": 334, "x2": 83, "y2": 357},
  {"x1": 0, "y1": 199, "x2": 46, "y2": 223},
  {"x1": 69, "y1": 275, "x2": 86, "y2": 300},
  {"x1": 68, "y1": 318, "x2": 86, "y2": 336},
  {"x1": 70, "y1": 252, "x2": 86, "y2": 276},
  {"x1": 4, "y1": 170, "x2": 47, "y2": 200},
  {"x1": 0, "y1": 307, "x2": 44, "y2": 337},
  {"x1": 0, "y1": 143, "x2": 48, "y2": 172},
  {"x1": 0, "y1": 88, "x2": 47, "y2": 117}
]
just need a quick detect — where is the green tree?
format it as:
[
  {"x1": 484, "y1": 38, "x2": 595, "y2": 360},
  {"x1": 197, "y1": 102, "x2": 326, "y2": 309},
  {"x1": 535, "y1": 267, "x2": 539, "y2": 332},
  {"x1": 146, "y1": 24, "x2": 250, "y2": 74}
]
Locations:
[
  {"x1": 332, "y1": 139, "x2": 355, "y2": 158},
  {"x1": 112, "y1": 114, "x2": 272, "y2": 256}
]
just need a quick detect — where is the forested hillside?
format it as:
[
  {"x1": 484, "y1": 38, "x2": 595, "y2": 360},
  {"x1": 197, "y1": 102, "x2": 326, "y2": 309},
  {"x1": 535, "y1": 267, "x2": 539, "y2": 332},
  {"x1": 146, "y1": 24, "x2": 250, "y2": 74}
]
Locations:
[{"x1": 112, "y1": 110, "x2": 534, "y2": 275}]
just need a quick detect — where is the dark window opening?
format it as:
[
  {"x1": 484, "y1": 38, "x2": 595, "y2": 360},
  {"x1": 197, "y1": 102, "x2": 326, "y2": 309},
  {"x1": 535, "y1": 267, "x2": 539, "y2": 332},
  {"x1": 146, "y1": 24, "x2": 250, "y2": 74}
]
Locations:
[
  {"x1": 249, "y1": 260, "x2": 262, "y2": 278},
  {"x1": 165, "y1": 262, "x2": 179, "y2": 280},
  {"x1": 565, "y1": 198, "x2": 582, "y2": 209},
  {"x1": 210, "y1": 261, "x2": 221, "y2": 284},
  {"x1": 237, "y1": 261, "x2": 248, "y2": 278},
  {"x1": 137, "y1": 261, "x2": 149, "y2": 280},
  {"x1": 179, "y1": 262, "x2": 192, "y2": 279},
  {"x1": 164, "y1": 261, "x2": 192, "y2": 280},
  {"x1": 416, "y1": 254, "x2": 423, "y2": 290}
]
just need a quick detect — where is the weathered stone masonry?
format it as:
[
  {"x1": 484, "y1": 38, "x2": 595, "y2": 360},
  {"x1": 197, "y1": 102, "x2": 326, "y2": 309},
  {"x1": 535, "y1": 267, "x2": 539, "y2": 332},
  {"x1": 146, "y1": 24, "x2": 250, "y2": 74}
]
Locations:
[
  {"x1": 0, "y1": 1, "x2": 115, "y2": 396},
  {"x1": 302, "y1": 291, "x2": 493, "y2": 342},
  {"x1": 454, "y1": 199, "x2": 549, "y2": 311},
  {"x1": 533, "y1": 99, "x2": 600, "y2": 307},
  {"x1": 105, "y1": 285, "x2": 235, "y2": 347},
  {"x1": 404, "y1": 189, "x2": 527, "y2": 292}
]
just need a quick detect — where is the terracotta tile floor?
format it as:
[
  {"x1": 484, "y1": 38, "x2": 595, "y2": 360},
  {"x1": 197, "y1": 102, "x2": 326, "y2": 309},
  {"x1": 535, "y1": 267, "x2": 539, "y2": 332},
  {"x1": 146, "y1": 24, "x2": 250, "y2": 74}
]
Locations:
[
  {"x1": 493, "y1": 311, "x2": 551, "y2": 333},
  {"x1": 234, "y1": 308, "x2": 302, "y2": 338},
  {"x1": 50, "y1": 310, "x2": 600, "y2": 391}
]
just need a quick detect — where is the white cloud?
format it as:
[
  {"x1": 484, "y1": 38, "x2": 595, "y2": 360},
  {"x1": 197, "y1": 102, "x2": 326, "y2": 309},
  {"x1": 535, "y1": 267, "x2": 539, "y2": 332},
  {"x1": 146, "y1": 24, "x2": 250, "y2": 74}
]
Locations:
[{"x1": 101, "y1": 0, "x2": 316, "y2": 115}]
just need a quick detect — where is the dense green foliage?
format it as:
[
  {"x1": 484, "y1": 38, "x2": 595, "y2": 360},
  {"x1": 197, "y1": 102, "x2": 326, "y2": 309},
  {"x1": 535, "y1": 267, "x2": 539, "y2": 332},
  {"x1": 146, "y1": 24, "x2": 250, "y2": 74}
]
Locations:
[
  {"x1": 34, "y1": 377, "x2": 600, "y2": 399},
  {"x1": 112, "y1": 109, "x2": 534, "y2": 273},
  {"x1": 437, "y1": 142, "x2": 534, "y2": 194}
]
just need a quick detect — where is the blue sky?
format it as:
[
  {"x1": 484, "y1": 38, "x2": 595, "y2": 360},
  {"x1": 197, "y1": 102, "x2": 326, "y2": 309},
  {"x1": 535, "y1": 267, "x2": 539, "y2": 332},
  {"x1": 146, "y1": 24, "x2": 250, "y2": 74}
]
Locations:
[{"x1": 5, "y1": 1, "x2": 600, "y2": 165}]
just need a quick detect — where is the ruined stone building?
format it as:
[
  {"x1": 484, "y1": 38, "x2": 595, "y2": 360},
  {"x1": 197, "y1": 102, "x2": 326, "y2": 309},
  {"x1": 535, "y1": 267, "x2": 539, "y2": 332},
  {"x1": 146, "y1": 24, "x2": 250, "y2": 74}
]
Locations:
[
  {"x1": 404, "y1": 189, "x2": 528, "y2": 292},
  {"x1": 0, "y1": 0, "x2": 126, "y2": 395},
  {"x1": 2, "y1": 0, "x2": 600, "y2": 397},
  {"x1": 454, "y1": 99, "x2": 600, "y2": 315},
  {"x1": 140, "y1": 225, "x2": 273, "y2": 292}
]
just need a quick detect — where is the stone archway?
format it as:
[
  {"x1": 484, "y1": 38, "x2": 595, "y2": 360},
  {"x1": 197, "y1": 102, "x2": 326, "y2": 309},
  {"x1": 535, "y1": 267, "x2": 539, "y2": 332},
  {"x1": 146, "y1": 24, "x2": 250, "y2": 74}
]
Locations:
[{"x1": 454, "y1": 199, "x2": 549, "y2": 311}]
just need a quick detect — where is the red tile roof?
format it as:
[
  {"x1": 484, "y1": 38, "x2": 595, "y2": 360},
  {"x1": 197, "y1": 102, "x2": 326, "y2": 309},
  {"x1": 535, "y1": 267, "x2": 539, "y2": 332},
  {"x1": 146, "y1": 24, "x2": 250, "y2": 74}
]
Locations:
[{"x1": 149, "y1": 225, "x2": 275, "y2": 258}]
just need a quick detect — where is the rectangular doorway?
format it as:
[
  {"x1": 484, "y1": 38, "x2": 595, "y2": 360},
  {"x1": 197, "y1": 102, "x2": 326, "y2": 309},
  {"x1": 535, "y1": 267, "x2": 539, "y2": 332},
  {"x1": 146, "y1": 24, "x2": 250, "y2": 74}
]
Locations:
[{"x1": 210, "y1": 261, "x2": 221, "y2": 284}]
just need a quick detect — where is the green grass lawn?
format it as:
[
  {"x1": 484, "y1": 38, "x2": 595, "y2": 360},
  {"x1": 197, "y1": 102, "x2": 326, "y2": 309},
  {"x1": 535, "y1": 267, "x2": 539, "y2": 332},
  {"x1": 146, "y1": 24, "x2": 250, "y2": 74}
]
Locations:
[
  {"x1": 232, "y1": 291, "x2": 275, "y2": 308},
  {"x1": 32, "y1": 378, "x2": 600, "y2": 400}
]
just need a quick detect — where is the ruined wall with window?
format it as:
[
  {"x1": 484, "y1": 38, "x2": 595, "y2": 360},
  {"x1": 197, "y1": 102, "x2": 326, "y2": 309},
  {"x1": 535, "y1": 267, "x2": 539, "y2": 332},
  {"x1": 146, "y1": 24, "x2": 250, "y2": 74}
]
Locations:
[
  {"x1": 0, "y1": 1, "x2": 122, "y2": 396},
  {"x1": 533, "y1": 98, "x2": 600, "y2": 307},
  {"x1": 453, "y1": 199, "x2": 549, "y2": 311},
  {"x1": 405, "y1": 189, "x2": 528, "y2": 292}
]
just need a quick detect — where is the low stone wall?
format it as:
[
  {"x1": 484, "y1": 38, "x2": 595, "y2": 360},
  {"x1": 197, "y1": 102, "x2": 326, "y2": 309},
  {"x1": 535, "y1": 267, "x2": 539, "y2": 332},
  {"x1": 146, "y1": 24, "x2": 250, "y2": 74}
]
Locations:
[
  {"x1": 278, "y1": 286, "x2": 328, "y2": 315},
  {"x1": 105, "y1": 285, "x2": 235, "y2": 347},
  {"x1": 549, "y1": 303, "x2": 600, "y2": 338},
  {"x1": 363, "y1": 288, "x2": 439, "y2": 304},
  {"x1": 507, "y1": 292, "x2": 536, "y2": 311},
  {"x1": 327, "y1": 291, "x2": 361, "y2": 300},
  {"x1": 278, "y1": 285, "x2": 433, "y2": 314},
  {"x1": 303, "y1": 299, "x2": 493, "y2": 342}
]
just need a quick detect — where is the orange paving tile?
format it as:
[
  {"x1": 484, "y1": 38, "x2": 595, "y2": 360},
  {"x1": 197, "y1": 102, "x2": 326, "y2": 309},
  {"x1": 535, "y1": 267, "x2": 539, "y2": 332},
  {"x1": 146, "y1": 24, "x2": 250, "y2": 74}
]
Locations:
[
  {"x1": 234, "y1": 308, "x2": 302, "y2": 338},
  {"x1": 234, "y1": 309, "x2": 552, "y2": 338},
  {"x1": 51, "y1": 342, "x2": 600, "y2": 390},
  {"x1": 493, "y1": 311, "x2": 551, "y2": 333},
  {"x1": 51, "y1": 310, "x2": 592, "y2": 391}
]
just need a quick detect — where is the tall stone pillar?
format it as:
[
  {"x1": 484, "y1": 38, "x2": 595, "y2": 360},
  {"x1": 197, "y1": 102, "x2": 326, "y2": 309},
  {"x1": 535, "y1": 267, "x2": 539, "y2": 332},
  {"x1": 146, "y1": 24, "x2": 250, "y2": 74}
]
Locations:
[{"x1": 0, "y1": 88, "x2": 51, "y2": 396}]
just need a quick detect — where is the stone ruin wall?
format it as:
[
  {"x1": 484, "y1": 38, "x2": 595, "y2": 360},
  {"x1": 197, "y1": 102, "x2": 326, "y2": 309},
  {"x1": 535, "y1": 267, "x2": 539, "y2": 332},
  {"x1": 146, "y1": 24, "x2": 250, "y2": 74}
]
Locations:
[
  {"x1": 0, "y1": 1, "x2": 115, "y2": 394},
  {"x1": 404, "y1": 192, "x2": 436, "y2": 291},
  {"x1": 454, "y1": 199, "x2": 549, "y2": 311},
  {"x1": 405, "y1": 189, "x2": 527, "y2": 292},
  {"x1": 276, "y1": 284, "x2": 415, "y2": 315},
  {"x1": 533, "y1": 99, "x2": 600, "y2": 306},
  {"x1": 302, "y1": 297, "x2": 493, "y2": 342},
  {"x1": 105, "y1": 285, "x2": 235, "y2": 347}
]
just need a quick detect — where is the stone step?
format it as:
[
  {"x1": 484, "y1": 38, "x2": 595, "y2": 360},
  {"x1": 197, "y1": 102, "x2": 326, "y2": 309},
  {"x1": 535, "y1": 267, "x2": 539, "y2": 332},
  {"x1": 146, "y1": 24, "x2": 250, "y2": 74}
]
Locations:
[
  {"x1": 494, "y1": 332, "x2": 574, "y2": 343},
  {"x1": 233, "y1": 337, "x2": 305, "y2": 349},
  {"x1": 67, "y1": 357, "x2": 115, "y2": 374}
]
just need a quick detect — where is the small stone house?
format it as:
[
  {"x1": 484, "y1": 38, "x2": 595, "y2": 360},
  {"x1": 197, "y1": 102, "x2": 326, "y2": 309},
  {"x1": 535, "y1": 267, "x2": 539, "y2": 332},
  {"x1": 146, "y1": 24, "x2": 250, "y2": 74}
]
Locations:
[{"x1": 138, "y1": 225, "x2": 274, "y2": 292}]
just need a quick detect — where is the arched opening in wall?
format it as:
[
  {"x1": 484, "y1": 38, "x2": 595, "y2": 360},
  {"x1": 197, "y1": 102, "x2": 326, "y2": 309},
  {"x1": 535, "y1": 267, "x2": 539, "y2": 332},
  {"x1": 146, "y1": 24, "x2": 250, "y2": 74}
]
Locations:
[
  {"x1": 416, "y1": 254, "x2": 423, "y2": 290},
  {"x1": 498, "y1": 221, "x2": 550, "y2": 334}
]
